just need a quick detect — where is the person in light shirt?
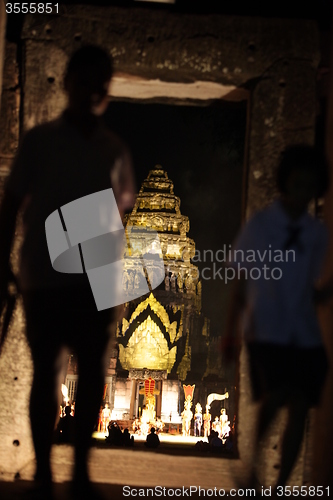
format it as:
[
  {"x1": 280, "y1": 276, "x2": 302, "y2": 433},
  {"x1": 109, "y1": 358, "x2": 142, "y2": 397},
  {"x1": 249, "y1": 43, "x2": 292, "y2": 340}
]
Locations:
[
  {"x1": 223, "y1": 145, "x2": 333, "y2": 491},
  {"x1": 0, "y1": 45, "x2": 135, "y2": 499}
]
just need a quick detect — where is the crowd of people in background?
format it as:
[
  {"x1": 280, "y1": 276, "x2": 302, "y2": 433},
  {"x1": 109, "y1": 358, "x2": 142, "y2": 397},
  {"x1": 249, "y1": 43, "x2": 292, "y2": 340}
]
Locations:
[
  {"x1": 105, "y1": 422, "x2": 134, "y2": 447},
  {"x1": 195, "y1": 429, "x2": 234, "y2": 454},
  {"x1": 55, "y1": 400, "x2": 234, "y2": 454}
]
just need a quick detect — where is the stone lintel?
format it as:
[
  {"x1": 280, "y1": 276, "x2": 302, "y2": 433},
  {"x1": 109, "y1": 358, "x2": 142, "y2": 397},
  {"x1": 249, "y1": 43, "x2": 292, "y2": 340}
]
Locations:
[
  {"x1": 129, "y1": 369, "x2": 168, "y2": 380},
  {"x1": 22, "y1": 7, "x2": 320, "y2": 88}
]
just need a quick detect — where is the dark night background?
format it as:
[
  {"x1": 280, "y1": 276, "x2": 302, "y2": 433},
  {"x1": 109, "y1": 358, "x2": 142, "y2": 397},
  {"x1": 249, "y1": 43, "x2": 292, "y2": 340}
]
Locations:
[{"x1": 104, "y1": 100, "x2": 247, "y2": 336}]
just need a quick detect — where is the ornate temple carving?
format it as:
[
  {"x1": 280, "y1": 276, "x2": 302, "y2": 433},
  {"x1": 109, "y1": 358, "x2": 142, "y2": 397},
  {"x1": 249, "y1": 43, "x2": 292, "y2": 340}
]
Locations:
[
  {"x1": 128, "y1": 369, "x2": 167, "y2": 381},
  {"x1": 118, "y1": 313, "x2": 177, "y2": 372},
  {"x1": 123, "y1": 168, "x2": 201, "y2": 302},
  {"x1": 177, "y1": 333, "x2": 191, "y2": 381}
]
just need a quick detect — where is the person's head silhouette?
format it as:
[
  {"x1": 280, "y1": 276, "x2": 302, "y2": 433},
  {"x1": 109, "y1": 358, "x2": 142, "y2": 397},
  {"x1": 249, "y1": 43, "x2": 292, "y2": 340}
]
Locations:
[
  {"x1": 277, "y1": 145, "x2": 329, "y2": 218},
  {"x1": 64, "y1": 45, "x2": 113, "y2": 117}
]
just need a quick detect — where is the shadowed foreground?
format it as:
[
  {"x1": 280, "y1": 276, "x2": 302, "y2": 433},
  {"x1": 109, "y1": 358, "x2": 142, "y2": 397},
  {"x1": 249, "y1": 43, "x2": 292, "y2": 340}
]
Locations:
[{"x1": 0, "y1": 443, "x2": 248, "y2": 499}]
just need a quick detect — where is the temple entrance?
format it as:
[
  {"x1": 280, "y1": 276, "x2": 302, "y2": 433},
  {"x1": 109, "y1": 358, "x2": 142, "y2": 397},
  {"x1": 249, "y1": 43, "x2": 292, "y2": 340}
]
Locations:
[
  {"x1": 129, "y1": 370, "x2": 166, "y2": 420},
  {"x1": 136, "y1": 384, "x2": 145, "y2": 419}
]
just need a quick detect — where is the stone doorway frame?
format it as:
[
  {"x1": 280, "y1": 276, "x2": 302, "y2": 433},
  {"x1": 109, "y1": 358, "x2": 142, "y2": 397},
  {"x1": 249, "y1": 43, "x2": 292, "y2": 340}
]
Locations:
[{"x1": 129, "y1": 369, "x2": 167, "y2": 420}]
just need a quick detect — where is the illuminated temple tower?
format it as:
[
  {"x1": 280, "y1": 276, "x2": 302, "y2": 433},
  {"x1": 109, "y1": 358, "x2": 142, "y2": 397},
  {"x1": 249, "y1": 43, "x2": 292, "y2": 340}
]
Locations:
[
  {"x1": 64, "y1": 167, "x2": 213, "y2": 424},
  {"x1": 109, "y1": 167, "x2": 210, "y2": 423}
]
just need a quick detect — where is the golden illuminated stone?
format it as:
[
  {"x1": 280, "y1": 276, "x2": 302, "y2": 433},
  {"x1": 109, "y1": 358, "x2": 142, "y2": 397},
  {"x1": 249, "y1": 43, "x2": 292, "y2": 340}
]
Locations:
[
  {"x1": 177, "y1": 334, "x2": 191, "y2": 381},
  {"x1": 117, "y1": 167, "x2": 208, "y2": 380},
  {"x1": 129, "y1": 293, "x2": 171, "y2": 328},
  {"x1": 118, "y1": 314, "x2": 177, "y2": 372}
]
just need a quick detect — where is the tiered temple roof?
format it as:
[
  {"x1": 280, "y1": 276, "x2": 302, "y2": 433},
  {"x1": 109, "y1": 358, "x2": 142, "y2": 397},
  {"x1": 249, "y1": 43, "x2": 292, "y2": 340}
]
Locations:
[
  {"x1": 123, "y1": 167, "x2": 201, "y2": 306},
  {"x1": 116, "y1": 167, "x2": 206, "y2": 381}
]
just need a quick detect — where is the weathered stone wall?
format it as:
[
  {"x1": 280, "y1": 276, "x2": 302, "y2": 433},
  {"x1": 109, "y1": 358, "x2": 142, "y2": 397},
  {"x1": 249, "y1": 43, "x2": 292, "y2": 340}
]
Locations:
[
  {"x1": 0, "y1": 5, "x2": 320, "y2": 484},
  {"x1": 0, "y1": 41, "x2": 35, "y2": 479},
  {"x1": 0, "y1": 42, "x2": 20, "y2": 181},
  {"x1": 0, "y1": 3, "x2": 7, "y2": 115},
  {"x1": 312, "y1": 19, "x2": 333, "y2": 486},
  {"x1": 246, "y1": 59, "x2": 318, "y2": 217},
  {"x1": 238, "y1": 55, "x2": 318, "y2": 486}
]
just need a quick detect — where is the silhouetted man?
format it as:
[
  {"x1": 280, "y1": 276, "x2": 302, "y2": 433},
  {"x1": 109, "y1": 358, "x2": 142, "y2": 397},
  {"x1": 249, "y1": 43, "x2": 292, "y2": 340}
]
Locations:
[
  {"x1": 0, "y1": 45, "x2": 135, "y2": 499},
  {"x1": 55, "y1": 404, "x2": 75, "y2": 444}
]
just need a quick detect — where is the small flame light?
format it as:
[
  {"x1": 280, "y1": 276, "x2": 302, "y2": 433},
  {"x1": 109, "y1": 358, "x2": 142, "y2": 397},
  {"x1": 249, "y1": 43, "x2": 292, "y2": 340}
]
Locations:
[{"x1": 61, "y1": 384, "x2": 69, "y2": 405}]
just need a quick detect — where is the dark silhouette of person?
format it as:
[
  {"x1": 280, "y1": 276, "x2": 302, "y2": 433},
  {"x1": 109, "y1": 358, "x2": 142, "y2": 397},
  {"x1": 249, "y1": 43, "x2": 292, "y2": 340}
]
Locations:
[
  {"x1": 223, "y1": 145, "x2": 332, "y2": 491},
  {"x1": 145, "y1": 427, "x2": 160, "y2": 449},
  {"x1": 210, "y1": 430, "x2": 223, "y2": 452},
  {"x1": 194, "y1": 410, "x2": 202, "y2": 437},
  {"x1": 224, "y1": 432, "x2": 234, "y2": 453},
  {"x1": 55, "y1": 404, "x2": 75, "y2": 444},
  {"x1": 122, "y1": 427, "x2": 134, "y2": 447},
  {"x1": 0, "y1": 45, "x2": 135, "y2": 499},
  {"x1": 106, "y1": 421, "x2": 123, "y2": 446}
]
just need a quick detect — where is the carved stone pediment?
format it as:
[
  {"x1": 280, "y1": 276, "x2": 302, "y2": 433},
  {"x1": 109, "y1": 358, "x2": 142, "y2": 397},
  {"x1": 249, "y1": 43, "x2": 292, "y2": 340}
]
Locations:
[{"x1": 128, "y1": 368, "x2": 167, "y2": 380}]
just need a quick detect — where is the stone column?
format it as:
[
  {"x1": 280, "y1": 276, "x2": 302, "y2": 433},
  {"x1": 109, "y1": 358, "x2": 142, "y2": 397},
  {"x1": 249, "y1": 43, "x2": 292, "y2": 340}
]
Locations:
[
  {"x1": 156, "y1": 380, "x2": 162, "y2": 418},
  {"x1": 0, "y1": 38, "x2": 35, "y2": 478},
  {"x1": 0, "y1": 2, "x2": 6, "y2": 114},
  {"x1": 110, "y1": 375, "x2": 116, "y2": 413},
  {"x1": 129, "y1": 379, "x2": 137, "y2": 419},
  {"x1": 105, "y1": 376, "x2": 113, "y2": 405},
  {"x1": 312, "y1": 13, "x2": 333, "y2": 485}
]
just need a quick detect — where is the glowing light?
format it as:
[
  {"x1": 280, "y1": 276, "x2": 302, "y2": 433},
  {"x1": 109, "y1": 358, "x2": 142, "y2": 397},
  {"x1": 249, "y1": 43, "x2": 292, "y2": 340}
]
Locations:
[{"x1": 61, "y1": 384, "x2": 69, "y2": 404}]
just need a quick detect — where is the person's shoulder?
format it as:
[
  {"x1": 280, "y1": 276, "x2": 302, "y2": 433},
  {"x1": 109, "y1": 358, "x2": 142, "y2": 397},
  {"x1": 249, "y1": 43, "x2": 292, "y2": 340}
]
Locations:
[
  {"x1": 247, "y1": 200, "x2": 292, "y2": 232},
  {"x1": 245, "y1": 201, "x2": 275, "y2": 222},
  {"x1": 232, "y1": 203, "x2": 275, "y2": 254},
  {"x1": 304, "y1": 211, "x2": 326, "y2": 229},
  {"x1": 239, "y1": 204, "x2": 270, "y2": 233},
  {"x1": 22, "y1": 117, "x2": 63, "y2": 142},
  {"x1": 259, "y1": 200, "x2": 281, "y2": 221},
  {"x1": 99, "y1": 125, "x2": 128, "y2": 155},
  {"x1": 304, "y1": 212, "x2": 329, "y2": 242},
  {"x1": 100, "y1": 126, "x2": 121, "y2": 143}
]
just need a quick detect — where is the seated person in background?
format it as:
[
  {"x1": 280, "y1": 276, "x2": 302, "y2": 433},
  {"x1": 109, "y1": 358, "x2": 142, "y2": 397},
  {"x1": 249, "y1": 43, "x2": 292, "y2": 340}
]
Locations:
[
  {"x1": 224, "y1": 433, "x2": 234, "y2": 453},
  {"x1": 145, "y1": 427, "x2": 160, "y2": 449},
  {"x1": 210, "y1": 430, "x2": 223, "y2": 451},
  {"x1": 122, "y1": 428, "x2": 134, "y2": 447},
  {"x1": 106, "y1": 421, "x2": 123, "y2": 446}
]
